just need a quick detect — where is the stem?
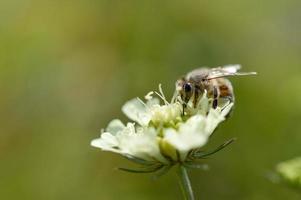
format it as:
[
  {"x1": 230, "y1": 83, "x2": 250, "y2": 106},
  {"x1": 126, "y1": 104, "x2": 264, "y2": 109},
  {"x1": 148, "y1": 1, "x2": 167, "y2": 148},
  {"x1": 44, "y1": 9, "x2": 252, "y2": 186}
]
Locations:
[{"x1": 178, "y1": 164, "x2": 195, "y2": 200}]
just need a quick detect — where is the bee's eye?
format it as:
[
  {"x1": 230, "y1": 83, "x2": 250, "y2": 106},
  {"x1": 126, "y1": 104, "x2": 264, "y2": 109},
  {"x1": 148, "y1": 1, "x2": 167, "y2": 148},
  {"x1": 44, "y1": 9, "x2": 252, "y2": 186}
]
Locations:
[{"x1": 183, "y1": 83, "x2": 192, "y2": 92}]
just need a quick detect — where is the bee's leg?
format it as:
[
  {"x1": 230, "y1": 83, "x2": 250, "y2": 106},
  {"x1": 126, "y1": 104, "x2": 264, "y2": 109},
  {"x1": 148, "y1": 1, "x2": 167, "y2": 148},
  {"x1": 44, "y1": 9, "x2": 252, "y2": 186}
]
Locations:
[
  {"x1": 193, "y1": 89, "x2": 199, "y2": 108},
  {"x1": 213, "y1": 86, "x2": 218, "y2": 109},
  {"x1": 220, "y1": 96, "x2": 234, "y2": 118},
  {"x1": 227, "y1": 96, "x2": 234, "y2": 103}
]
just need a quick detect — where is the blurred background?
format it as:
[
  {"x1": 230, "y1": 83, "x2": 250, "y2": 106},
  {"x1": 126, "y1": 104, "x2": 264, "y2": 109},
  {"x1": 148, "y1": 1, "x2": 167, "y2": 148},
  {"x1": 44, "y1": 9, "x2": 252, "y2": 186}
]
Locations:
[{"x1": 1, "y1": 0, "x2": 301, "y2": 199}]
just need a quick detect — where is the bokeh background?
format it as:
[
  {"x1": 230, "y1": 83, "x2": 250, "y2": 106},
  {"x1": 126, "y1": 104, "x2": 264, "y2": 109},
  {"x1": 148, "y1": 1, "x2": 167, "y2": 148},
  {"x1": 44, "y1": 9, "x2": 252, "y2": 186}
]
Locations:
[{"x1": 1, "y1": 0, "x2": 301, "y2": 199}]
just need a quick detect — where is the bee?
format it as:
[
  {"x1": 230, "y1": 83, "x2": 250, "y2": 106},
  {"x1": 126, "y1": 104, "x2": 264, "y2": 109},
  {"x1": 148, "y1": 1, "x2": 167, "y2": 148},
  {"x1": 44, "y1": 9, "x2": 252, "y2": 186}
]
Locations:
[{"x1": 176, "y1": 65, "x2": 256, "y2": 113}]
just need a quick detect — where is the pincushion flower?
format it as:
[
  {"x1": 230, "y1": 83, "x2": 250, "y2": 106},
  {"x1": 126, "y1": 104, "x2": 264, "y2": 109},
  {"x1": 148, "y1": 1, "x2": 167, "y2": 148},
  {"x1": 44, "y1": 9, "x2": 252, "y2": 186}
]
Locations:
[
  {"x1": 91, "y1": 85, "x2": 234, "y2": 168},
  {"x1": 91, "y1": 65, "x2": 256, "y2": 200}
]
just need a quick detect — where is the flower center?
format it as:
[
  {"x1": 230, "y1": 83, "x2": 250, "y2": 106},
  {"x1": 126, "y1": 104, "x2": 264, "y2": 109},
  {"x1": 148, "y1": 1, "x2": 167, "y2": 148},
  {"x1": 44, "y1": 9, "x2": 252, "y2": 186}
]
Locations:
[{"x1": 149, "y1": 103, "x2": 182, "y2": 129}]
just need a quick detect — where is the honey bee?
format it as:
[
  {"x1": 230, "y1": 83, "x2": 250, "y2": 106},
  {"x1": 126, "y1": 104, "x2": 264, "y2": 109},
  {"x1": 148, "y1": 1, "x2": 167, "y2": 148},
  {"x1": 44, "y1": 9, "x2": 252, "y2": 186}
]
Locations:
[{"x1": 176, "y1": 65, "x2": 256, "y2": 113}]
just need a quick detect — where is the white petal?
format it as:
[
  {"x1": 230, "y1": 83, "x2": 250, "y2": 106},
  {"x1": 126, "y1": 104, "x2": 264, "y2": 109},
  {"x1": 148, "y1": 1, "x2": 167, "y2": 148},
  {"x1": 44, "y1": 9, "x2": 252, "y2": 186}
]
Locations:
[
  {"x1": 91, "y1": 138, "x2": 103, "y2": 148},
  {"x1": 164, "y1": 115, "x2": 209, "y2": 161},
  {"x1": 90, "y1": 137, "x2": 121, "y2": 153},
  {"x1": 101, "y1": 132, "x2": 119, "y2": 146},
  {"x1": 106, "y1": 119, "x2": 125, "y2": 135},
  {"x1": 196, "y1": 91, "x2": 209, "y2": 115},
  {"x1": 117, "y1": 128, "x2": 168, "y2": 163},
  {"x1": 179, "y1": 115, "x2": 207, "y2": 136},
  {"x1": 205, "y1": 103, "x2": 233, "y2": 134},
  {"x1": 205, "y1": 109, "x2": 225, "y2": 134},
  {"x1": 221, "y1": 102, "x2": 234, "y2": 118},
  {"x1": 122, "y1": 98, "x2": 151, "y2": 126}
]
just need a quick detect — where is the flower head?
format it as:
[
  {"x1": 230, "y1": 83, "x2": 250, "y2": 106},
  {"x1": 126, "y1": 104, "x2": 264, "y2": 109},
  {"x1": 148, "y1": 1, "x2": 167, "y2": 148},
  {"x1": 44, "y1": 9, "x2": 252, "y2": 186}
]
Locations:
[
  {"x1": 91, "y1": 84, "x2": 234, "y2": 169},
  {"x1": 91, "y1": 65, "x2": 256, "y2": 200}
]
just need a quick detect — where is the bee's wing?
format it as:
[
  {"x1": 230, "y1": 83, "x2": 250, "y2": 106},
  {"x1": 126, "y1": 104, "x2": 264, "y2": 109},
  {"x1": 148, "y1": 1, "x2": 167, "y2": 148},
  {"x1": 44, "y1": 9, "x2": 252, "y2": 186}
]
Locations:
[
  {"x1": 207, "y1": 65, "x2": 256, "y2": 79},
  {"x1": 222, "y1": 64, "x2": 241, "y2": 73}
]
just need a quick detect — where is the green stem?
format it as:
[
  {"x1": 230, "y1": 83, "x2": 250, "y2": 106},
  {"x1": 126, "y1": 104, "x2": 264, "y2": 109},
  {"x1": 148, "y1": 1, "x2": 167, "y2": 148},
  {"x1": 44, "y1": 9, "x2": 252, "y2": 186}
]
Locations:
[{"x1": 178, "y1": 164, "x2": 195, "y2": 200}]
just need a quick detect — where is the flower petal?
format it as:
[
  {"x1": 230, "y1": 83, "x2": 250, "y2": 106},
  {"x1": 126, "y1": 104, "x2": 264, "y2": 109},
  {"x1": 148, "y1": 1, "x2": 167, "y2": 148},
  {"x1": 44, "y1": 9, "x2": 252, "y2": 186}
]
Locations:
[
  {"x1": 221, "y1": 102, "x2": 234, "y2": 118},
  {"x1": 106, "y1": 119, "x2": 125, "y2": 135},
  {"x1": 117, "y1": 127, "x2": 168, "y2": 164},
  {"x1": 205, "y1": 103, "x2": 233, "y2": 134},
  {"x1": 101, "y1": 132, "x2": 119, "y2": 146},
  {"x1": 164, "y1": 115, "x2": 208, "y2": 161},
  {"x1": 90, "y1": 134, "x2": 121, "y2": 154},
  {"x1": 122, "y1": 98, "x2": 151, "y2": 126}
]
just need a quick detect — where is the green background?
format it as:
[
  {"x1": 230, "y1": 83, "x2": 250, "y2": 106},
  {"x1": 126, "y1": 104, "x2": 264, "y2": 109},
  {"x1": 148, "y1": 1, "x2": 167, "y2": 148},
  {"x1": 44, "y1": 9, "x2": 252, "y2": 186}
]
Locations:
[{"x1": 1, "y1": 0, "x2": 301, "y2": 199}]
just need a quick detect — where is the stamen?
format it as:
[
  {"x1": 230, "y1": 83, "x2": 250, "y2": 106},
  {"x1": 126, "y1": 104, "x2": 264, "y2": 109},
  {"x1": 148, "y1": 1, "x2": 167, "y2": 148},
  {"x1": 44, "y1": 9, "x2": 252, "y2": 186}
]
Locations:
[
  {"x1": 145, "y1": 91, "x2": 154, "y2": 100},
  {"x1": 137, "y1": 97, "x2": 147, "y2": 108},
  {"x1": 155, "y1": 84, "x2": 169, "y2": 105},
  {"x1": 170, "y1": 91, "x2": 178, "y2": 104},
  {"x1": 177, "y1": 96, "x2": 184, "y2": 104}
]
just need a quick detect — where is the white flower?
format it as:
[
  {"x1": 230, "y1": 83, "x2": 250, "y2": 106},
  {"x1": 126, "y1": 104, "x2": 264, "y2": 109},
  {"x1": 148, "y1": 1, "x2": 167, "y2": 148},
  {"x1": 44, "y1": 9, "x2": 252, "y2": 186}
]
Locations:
[
  {"x1": 163, "y1": 105, "x2": 232, "y2": 161},
  {"x1": 91, "y1": 85, "x2": 233, "y2": 164},
  {"x1": 149, "y1": 103, "x2": 182, "y2": 127},
  {"x1": 122, "y1": 85, "x2": 182, "y2": 127},
  {"x1": 91, "y1": 119, "x2": 168, "y2": 164},
  {"x1": 122, "y1": 98, "x2": 182, "y2": 127}
]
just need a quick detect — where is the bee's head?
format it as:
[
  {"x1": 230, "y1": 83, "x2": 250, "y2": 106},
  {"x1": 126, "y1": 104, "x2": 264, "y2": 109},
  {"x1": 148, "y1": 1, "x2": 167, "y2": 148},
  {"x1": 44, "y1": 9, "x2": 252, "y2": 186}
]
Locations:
[{"x1": 176, "y1": 78, "x2": 194, "y2": 106}]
